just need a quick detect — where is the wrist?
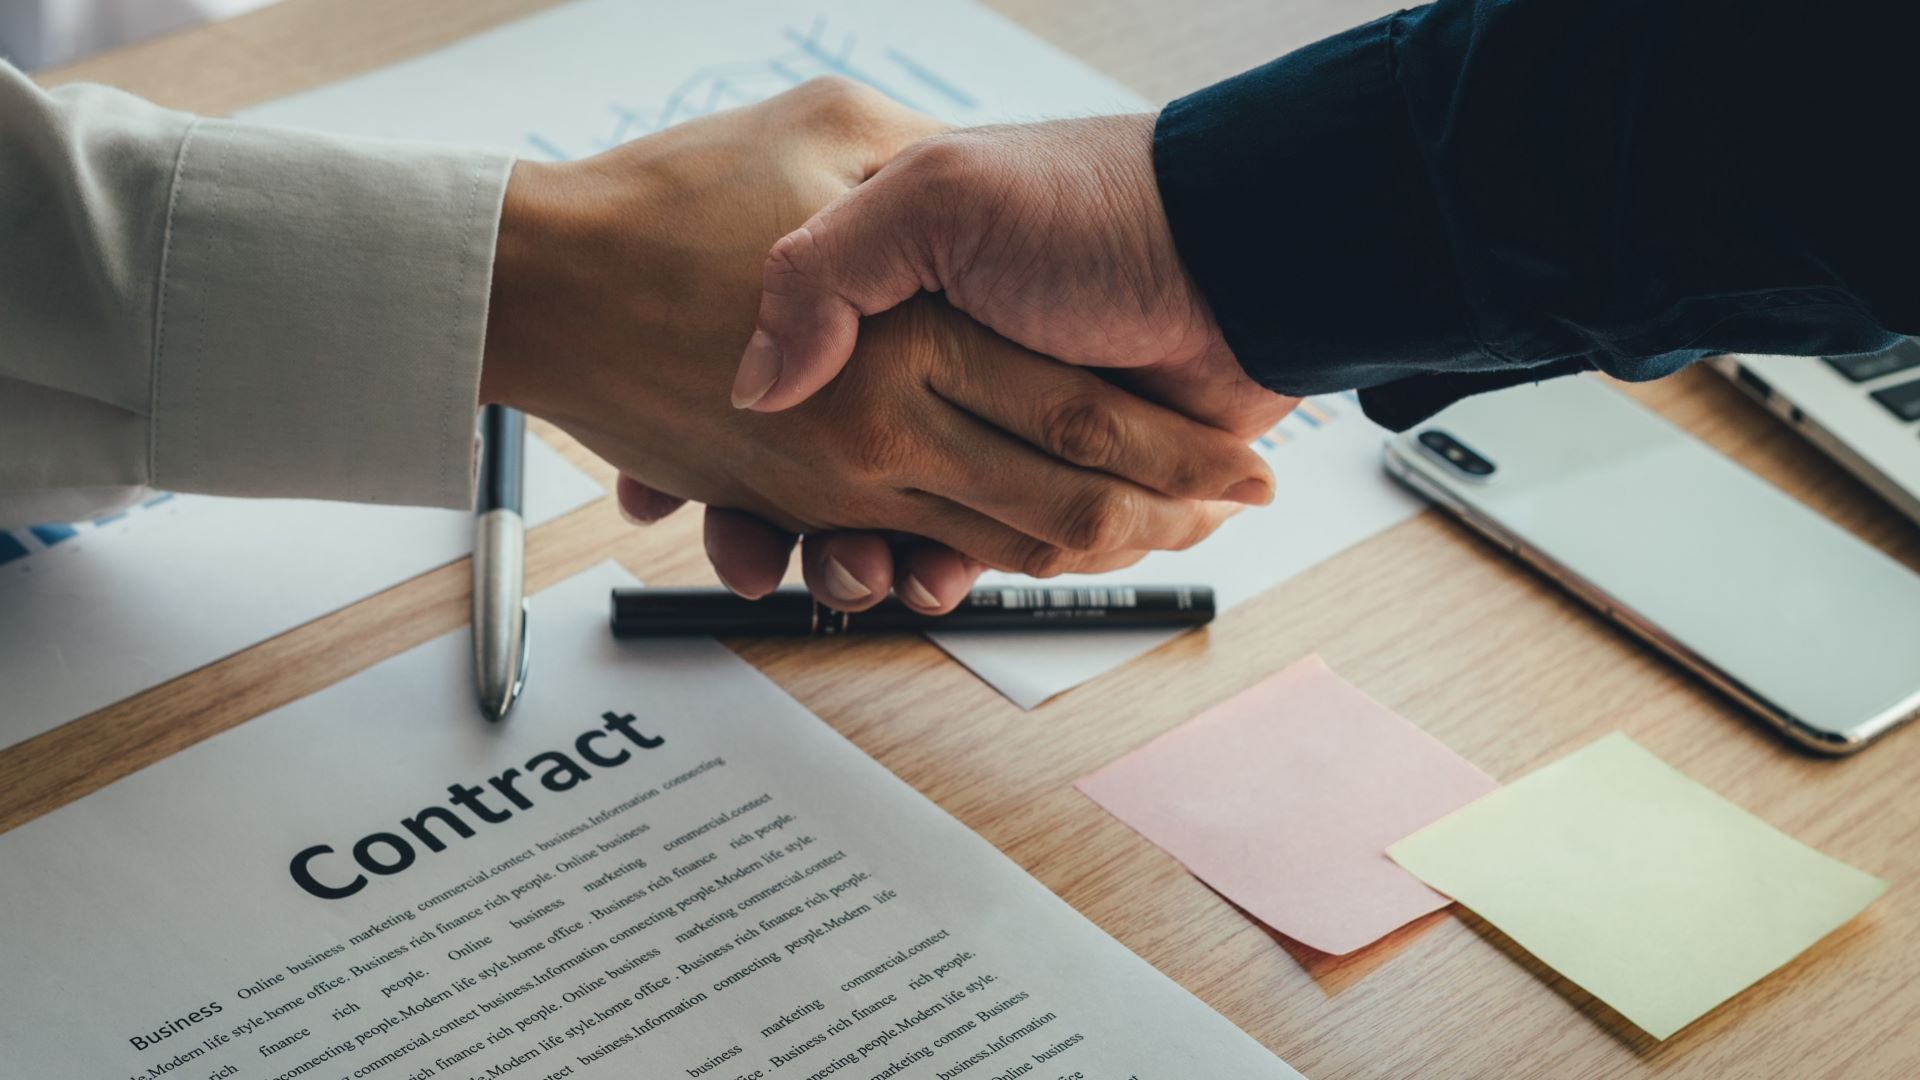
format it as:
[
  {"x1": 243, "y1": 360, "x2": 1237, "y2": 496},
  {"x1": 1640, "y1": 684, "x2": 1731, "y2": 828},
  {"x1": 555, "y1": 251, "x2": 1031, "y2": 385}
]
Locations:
[{"x1": 481, "y1": 159, "x2": 580, "y2": 412}]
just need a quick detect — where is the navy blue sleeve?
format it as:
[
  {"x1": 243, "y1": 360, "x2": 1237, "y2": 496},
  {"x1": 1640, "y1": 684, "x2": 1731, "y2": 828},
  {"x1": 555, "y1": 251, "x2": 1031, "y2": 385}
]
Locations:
[{"x1": 1153, "y1": 0, "x2": 1918, "y2": 429}]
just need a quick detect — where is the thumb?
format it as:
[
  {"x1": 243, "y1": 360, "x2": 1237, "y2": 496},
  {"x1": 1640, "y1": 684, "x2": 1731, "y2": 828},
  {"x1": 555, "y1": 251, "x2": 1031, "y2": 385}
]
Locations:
[{"x1": 730, "y1": 180, "x2": 933, "y2": 413}]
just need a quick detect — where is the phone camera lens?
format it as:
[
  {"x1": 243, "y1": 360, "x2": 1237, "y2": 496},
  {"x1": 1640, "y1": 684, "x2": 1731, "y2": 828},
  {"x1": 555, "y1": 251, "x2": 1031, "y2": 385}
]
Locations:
[{"x1": 1417, "y1": 429, "x2": 1497, "y2": 477}]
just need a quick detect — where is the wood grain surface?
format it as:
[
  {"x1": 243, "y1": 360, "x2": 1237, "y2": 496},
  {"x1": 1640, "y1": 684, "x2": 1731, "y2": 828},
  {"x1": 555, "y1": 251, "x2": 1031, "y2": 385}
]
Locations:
[{"x1": 15, "y1": 2, "x2": 1920, "y2": 1076}]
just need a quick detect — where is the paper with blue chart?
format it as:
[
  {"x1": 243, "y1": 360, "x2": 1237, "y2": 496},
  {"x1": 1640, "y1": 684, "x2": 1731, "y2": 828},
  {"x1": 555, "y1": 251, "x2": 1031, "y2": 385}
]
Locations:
[
  {"x1": 0, "y1": 444, "x2": 601, "y2": 749},
  {"x1": 241, "y1": 0, "x2": 1421, "y2": 709}
]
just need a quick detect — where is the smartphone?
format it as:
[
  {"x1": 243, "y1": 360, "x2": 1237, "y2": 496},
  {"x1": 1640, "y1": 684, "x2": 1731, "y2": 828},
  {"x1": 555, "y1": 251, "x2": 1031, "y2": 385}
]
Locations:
[{"x1": 1382, "y1": 376, "x2": 1920, "y2": 753}]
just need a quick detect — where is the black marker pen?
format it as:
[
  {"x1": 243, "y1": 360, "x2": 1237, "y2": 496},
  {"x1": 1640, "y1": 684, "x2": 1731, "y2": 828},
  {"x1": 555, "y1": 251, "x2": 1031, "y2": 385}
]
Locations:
[{"x1": 610, "y1": 585, "x2": 1213, "y2": 638}]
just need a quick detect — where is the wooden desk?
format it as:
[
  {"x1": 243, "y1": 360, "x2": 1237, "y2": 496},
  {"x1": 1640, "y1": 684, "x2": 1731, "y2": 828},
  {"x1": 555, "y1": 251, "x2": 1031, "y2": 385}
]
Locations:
[{"x1": 12, "y1": 2, "x2": 1919, "y2": 1075}]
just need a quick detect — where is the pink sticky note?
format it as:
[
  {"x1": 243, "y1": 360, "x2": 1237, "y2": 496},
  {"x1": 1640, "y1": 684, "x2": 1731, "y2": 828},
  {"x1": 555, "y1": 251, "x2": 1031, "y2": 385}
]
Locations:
[{"x1": 1076, "y1": 655, "x2": 1498, "y2": 955}]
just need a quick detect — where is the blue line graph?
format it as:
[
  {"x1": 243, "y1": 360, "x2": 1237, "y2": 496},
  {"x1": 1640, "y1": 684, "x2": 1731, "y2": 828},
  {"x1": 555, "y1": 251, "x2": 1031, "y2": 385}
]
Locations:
[
  {"x1": 525, "y1": 133, "x2": 570, "y2": 161},
  {"x1": 884, "y1": 48, "x2": 977, "y2": 109},
  {"x1": 526, "y1": 19, "x2": 975, "y2": 161},
  {"x1": 779, "y1": 22, "x2": 921, "y2": 110}
]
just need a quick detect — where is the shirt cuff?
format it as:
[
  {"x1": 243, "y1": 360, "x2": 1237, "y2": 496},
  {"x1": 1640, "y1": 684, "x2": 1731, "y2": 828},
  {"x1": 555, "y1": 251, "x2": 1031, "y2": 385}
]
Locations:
[
  {"x1": 1153, "y1": 12, "x2": 1484, "y2": 405},
  {"x1": 1354, "y1": 359, "x2": 1593, "y2": 431},
  {"x1": 151, "y1": 117, "x2": 513, "y2": 508}
]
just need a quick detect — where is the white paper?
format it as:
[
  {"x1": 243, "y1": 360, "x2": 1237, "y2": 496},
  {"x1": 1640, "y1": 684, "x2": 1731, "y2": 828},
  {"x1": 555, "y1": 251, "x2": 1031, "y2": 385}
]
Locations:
[
  {"x1": 932, "y1": 395, "x2": 1420, "y2": 707},
  {"x1": 0, "y1": 562, "x2": 1300, "y2": 1078},
  {"x1": 0, "y1": 438, "x2": 600, "y2": 747},
  {"x1": 238, "y1": 0, "x2": 1421, "y2": 710},
  {"x1": 237, "y1": 0, "x2": 1143, "y2": 144}
]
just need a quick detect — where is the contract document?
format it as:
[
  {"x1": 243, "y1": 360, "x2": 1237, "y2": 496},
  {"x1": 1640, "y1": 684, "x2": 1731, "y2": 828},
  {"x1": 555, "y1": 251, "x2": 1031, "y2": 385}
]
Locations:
[
  {"x1": 0, "y1": 562, "x2": 1301, "y2": 1079},
  {"x1": 0, "y1": 441, "x2": 600, "y2": 750},
  {"x1": 240, "y1": 0, "x2": 1421, "y2": 711}
]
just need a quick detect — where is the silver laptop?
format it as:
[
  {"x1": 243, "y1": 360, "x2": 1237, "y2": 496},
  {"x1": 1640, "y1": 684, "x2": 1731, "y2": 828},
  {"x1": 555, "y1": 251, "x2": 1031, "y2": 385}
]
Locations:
[{"x1": 1711, "y1": 338, "x2": 1920, "y2": 525}]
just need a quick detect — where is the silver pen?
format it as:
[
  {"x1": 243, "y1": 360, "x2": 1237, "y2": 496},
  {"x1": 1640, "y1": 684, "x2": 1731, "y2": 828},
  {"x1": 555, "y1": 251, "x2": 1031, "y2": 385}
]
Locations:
[{"x1": 472, "y1": 405, "x2": 530, "y2": 721}]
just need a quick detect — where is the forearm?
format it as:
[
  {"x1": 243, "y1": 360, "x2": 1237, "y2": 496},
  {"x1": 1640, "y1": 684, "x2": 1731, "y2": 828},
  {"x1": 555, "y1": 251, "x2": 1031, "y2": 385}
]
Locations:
[
  {"x1": 1154, "y1": 0, "x2": 1917, "y2": 428},
  {"x1": 0, "y1": 61, "x2": 510, "y2": 524}
]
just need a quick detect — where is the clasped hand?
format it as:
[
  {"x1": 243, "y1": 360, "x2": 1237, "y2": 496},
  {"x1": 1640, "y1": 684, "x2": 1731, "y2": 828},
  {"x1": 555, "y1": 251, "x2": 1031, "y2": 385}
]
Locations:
[{"x1": 480, "y1": 79, "x2": 1292, "y2": 611}]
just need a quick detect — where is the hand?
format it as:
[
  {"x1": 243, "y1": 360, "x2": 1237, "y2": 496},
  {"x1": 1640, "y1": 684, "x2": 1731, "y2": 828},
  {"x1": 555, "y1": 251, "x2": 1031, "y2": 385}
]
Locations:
[
  {"x1": 610, "y1": 473, "x2": 991, "y2": 612},
  {"x1": 729, "y1": 114, "x2": 1296, "y2": 440},
  {"x1": 686, "y1": 113, "x2": 1297, "y2": 609},
  {"x1": 479, "y1": 82, "x2": 1272, "y2": 606}
]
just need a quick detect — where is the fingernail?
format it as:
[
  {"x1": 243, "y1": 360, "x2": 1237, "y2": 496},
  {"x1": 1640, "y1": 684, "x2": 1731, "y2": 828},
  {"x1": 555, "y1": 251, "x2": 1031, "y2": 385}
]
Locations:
[
  {"x1": 900, "y1": 575, "x2": 939, "y2": 610},
  {"x1": 1224, "y1": 478, "x2": 1272, "y2": 506},
  {"x1": 731, "y1": 330, "x2": 782, "y2": 409},
  {"x1": 714, "y1": 568, "x2": 758, "y2": 599},
  {"x1": 822, "y1": 555, "x2": 872, "y2": 602},
  {"x1": 709, "y1": 556, "x2": 769, "y2": 600}
]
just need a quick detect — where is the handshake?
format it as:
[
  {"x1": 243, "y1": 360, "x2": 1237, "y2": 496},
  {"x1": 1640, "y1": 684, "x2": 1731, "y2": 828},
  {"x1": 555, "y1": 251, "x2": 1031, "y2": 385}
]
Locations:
[{"x1": 479, "y1": 78, "x2": 1295, "y2": 612}]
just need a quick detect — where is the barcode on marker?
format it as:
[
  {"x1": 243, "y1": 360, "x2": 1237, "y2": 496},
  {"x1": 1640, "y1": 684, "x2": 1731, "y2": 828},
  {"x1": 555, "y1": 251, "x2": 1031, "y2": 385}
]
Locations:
[{"x1": 995, "y1": 587, "x2": 1138, "y2": 609}]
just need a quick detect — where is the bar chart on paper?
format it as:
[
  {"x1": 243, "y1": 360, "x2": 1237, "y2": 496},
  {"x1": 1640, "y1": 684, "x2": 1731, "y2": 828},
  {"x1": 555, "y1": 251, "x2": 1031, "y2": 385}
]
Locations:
[
  {"x1": 239, "y1": 0, "x2": 1421, "y2": 708},
  {"x1": 1257, "y1": 395, "x2": 1344, "y2": 451},
  {"x1": 0, "y1": 495, "x2": 176, "y2": 569},
  {"x1": 0, "y1": 443, "x2": 600, "y2": 752}
]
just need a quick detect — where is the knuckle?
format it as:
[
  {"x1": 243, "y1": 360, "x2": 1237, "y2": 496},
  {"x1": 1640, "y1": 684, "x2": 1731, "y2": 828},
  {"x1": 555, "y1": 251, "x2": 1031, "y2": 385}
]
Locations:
[
  {"x1": 1060, "y1": 487, "x2": 1139, "y2": 552},
  {"x1": 1171, "y1": 508, "x2": 1216, "y2": 550},
  {"x1": 1043, "y1": 392, "x2": 1125, "y2": 470},
  {"x1": 762, "y1": 228, "x2": 815, "y2": 291},
  {"x1": 794, "y1": 75, "x2": 859, "y2": 104},
  {"x1": 895, "y1": 134, "x2": 980, "y2": 187},
  {"x1": 795, "y1": 76, "x2": 885, "y2": 127},
  {"x1": 1161, "y1": 457, "x2": 1206, "y2": 496},
  {"x1": 1018, "y1": 539, "x2": 1073, "y2": 579}
]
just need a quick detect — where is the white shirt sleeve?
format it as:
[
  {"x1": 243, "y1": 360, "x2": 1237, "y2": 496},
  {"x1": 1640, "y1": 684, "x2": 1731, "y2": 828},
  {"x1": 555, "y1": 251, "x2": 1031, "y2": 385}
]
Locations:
[{"x1": 0, "y1": 61, "x2": 514, "y2": 527}]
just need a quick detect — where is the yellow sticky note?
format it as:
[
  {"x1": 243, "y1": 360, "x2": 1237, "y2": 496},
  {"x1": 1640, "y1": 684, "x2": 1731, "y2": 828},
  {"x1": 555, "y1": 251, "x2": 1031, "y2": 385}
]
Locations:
[{"x1": 1387, "y1": 732, "x2": 1886, "y2": 1039}]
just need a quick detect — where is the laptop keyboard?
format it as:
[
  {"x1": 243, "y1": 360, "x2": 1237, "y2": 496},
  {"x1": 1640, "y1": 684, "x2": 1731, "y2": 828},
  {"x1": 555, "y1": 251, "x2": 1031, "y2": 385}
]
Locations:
[
  {"x1": 1721, "y1": 339, "x2": 1920, "y2": 523},
  {"x1": 1872, "y1": 376, "x2": 1920, "y2": 423},
  {"x1": 1824, "y1": 339, "x2": 1920, "y2": 382},
  {"x1": 1826, "y1": 339, "x2": 1920, "y2": 427}
]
